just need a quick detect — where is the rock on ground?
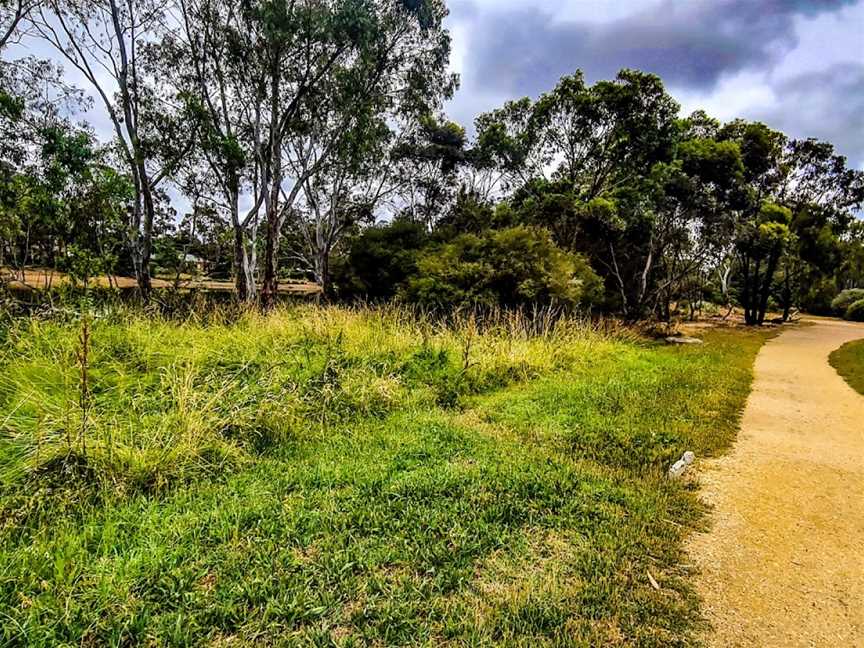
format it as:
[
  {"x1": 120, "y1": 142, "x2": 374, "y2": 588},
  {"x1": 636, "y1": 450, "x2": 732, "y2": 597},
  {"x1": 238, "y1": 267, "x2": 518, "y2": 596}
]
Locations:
[{"x1": 665, "y1": 336, "x2": 704, "y2": 345}]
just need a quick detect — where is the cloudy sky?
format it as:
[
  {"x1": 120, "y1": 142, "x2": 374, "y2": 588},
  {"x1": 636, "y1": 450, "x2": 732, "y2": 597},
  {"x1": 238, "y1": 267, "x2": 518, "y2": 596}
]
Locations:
[
  {"x1": 444, "y1": 0, "x2": 864, "y2": 169},
  {"x1": 6, "y1": 0, "x2": 863, "y2": 173}
]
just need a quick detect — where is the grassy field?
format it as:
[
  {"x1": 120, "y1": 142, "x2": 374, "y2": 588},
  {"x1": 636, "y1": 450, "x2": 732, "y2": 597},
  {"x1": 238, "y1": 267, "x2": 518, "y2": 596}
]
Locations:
[
  {"x1": 829, "y1": 338, "x2": 864, "y2": 396},
  {"x1": 0, "y1": 306, "x2": 771, "y2": 646}
]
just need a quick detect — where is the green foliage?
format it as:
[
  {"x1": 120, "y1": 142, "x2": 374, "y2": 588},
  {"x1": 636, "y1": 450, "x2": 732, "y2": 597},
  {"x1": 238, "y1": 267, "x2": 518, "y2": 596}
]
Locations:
[
  {"x1": 799, "y1": 276, "x2": 838, "y2": 315},
  {"x1": 4, "y1": 39, "x2": 864, "y2": 320},
  {"x1": 402, "y1": 226, "x2": 602, "y2": 310},
  {"x1": 0, "y1": 88, "x2": 24, "y2": 121},
  {"x1": 62, "y1": 244, "x2": 110, "y2": 286},
  {"x1": 0, "y1": 305, "x2": 771, "y2": 646},
  {"x1": 677, "y1": 137, "x2": 743, "y2": 187},
  {"x1": 832, "y1": 288, "x2": 864, "y2": 315},
  {"x1": 473, "y1": 97, "x2": 537, "y2": 174},
  {"x1": 844, "y1": 298, "x2": 864, "y2": 322},
  {"x1": 434, "y1": 190, "x2": 514, "y2": 236},
  {"x1": 333, "y1": 218, "x2": 430, "y2": 300}
]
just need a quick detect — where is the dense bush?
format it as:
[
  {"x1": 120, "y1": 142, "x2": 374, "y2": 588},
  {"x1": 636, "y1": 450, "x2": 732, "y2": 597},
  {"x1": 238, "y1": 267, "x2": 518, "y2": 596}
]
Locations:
[
  {"x1": 799, "y1": 277, "x2": 838, "y2": 315},
  {"x1": 832, "y1": 288, "x2": 864, "y2": 315},
  {"x1": 845, "y1": 298, "x2": 864, "y2": 322},
  {"x1": 400, "y1": 226, "x2": 602, "y2": 310},
  {"x1": 434, "y1": 190, "x2": 516, "y2": 237},
  {"x1": 332, "y1": 218, "x2": 429, "y2": 301}
]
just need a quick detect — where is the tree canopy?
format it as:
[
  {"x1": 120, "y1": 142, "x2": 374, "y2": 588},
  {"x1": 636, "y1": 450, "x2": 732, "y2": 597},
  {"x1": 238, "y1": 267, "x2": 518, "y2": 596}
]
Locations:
[{"x1": 1, "y1": 1, "x2": 862, "y2": 322}]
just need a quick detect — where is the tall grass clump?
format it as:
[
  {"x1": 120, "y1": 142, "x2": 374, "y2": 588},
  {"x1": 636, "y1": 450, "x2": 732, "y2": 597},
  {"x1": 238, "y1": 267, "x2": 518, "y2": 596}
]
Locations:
[{"x1": 0, "y1": 303, "x2": 622, "y2": 495}]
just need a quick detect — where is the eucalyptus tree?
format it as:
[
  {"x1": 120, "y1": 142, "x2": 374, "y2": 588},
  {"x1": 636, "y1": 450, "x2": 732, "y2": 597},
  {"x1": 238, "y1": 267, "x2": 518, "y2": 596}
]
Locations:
[
  {"x1": 476, "y1": 69, "x2": 681, "y2": 318},
  {"x1": 0, "y1": 0, "x2": 38, "y2": 50},
  {"x1": 286, "y1": 116, "x2": 398, "y2": 295},
  {"x1": 777, "y1": 138, "x2": 864, "y2": 221},
  {"x1": 0, "y1": 43, "x2": 92, "y2": 275},
  {"x1": 473, "y1": 97, "x2": 542, "y2": 194},
  {"x1": 649, "y1": 128, "x2": 746, "y2": 318},
  {"x1": 0, "y1": 114, "x2": 131, "y2": 277},
  {"x1": 32, "y1": 0, "x2": 194, "y2": 297},
  {"x1": 773, "y1": 139, "x2": 864, "y2": 317},
  {"x1": 390, "y1": 114, "x2": 471, "y2": 226},
  {"x1": 283, "y1": 52, "x2": 465, "y2": 294},
  {"x1": 712, "y1": 121, "x2": 790, "y2": 324},
  {"x1": 205, "y1": 0, "x2": 456, "y2": 308},
  {"x1": 837, "y1": 220, "x2": 864, "y2": 290},
  {"x1": 476, "y1": 70, "x2": 679, "y2": 201},
  {"x1": 158, "y1": 0, "x2": 266, "y2": 300},
  {"x1": 713, "y1": 122, "x2": 864, "y2": 324}
]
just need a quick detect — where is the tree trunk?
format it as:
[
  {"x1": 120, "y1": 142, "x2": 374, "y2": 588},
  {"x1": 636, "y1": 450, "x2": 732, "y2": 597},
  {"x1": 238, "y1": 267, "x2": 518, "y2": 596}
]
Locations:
[
  {"x1": 742, "y1": 255, "x2": 762, "y2": 326},
  {"x1": 740, "y1": 256, "x2": 752, "y2": 324},
  {"x1": 261, "y1": 202, "x2": 280, "y2": 310},
  {"x1": 260, "y1": 50, "x2": 283, "y2": 311},
  {"x1": 138, "y1": 171, "x2": 155, "y2": 300},
  {"x1": 319, "y1": 246, "x2": 330, "y2": 298},
  {"x1": 756, "y1": 246, "x2": 781, "y2": 325},
  {"x1": 246, "y1": 223, "x2": 258, "y2": 300},
  {"x1": 781, "y1": 267, "x2": 792, "y2": 322},
  {"x1": 635, "y1": 243, "x2": 654, "y2": 319},
  {"x1": 608, "y1": 242, "x2": 629, "y2": 319},
  {"x1": 233, "y1": 224, "x2": 249, "y2": 302}
]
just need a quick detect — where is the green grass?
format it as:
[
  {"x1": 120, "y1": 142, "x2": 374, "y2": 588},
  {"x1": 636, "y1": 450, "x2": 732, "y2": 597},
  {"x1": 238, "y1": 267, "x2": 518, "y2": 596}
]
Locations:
[
  {"x1": 0, "y1": 305, "x2": 771, "y2": 646},
  {"x1": 829, "y1": 338, "x2": 864, "y2": 396}
]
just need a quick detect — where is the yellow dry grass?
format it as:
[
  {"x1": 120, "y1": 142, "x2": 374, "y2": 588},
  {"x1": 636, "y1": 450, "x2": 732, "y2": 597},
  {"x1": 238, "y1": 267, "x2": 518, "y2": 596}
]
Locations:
[{"x1": 1, "y1": 267, "x2": 321, "y2": 294}]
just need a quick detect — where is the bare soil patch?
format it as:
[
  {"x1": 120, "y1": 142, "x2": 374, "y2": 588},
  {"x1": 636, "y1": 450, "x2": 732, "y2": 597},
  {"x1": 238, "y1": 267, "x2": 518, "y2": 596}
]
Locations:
[{"x1": 1, "y1": 267, "x2": 320, "y2": 294}]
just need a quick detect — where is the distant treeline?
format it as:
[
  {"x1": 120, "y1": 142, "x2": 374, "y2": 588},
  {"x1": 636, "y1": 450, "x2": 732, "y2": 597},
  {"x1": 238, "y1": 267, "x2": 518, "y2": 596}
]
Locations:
[{"x1": 1, "y1": 1, "x2": 862, "y2": 323}]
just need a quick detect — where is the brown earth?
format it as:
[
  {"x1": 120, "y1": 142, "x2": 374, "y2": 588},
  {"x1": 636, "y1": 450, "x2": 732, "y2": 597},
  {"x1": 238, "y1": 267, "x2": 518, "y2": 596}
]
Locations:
[
  {"x1": 689, "y1": 317, "x2": 864, "y2": 647},
  {"x1": 1, "y1": 267, "x2": 321, "y2": 294}
]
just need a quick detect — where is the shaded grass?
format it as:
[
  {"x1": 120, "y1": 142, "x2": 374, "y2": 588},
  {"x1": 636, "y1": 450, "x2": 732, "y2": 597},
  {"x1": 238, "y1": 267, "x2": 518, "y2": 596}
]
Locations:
[
  {"x1": 829, "y1": 338, "x2": 864, "y2": 395},
  {"x1": 0, "y1": 306, "x2": 770, "y2": 646}
]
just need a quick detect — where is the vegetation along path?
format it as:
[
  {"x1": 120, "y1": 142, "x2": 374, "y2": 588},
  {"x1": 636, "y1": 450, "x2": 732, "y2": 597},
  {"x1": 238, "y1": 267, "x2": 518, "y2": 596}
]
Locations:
[{"x1": 690, "y1": 318, "x2": 864, "y2": 647}]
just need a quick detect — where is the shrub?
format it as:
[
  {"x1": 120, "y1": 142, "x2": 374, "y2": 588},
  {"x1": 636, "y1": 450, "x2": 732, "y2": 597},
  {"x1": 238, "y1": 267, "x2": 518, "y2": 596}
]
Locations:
[
  {"x1": 832, "y1": 288, "x2": 864, "y2": 315},
  {"x1": 400, "y1": 226, "x2": 602, "y2": 310},
  {"x1": 845, "y1": 298, "x2": 864, "y2": 322},
  {"x1": 435, "y1": 190, "x2": 516, "y2": 237},
  {"x1": 800, "y1": 277, "x2": 837, "y2": 315},
  {"x1": 333, "y1": 218, "x2": 429, "y2": 301}
]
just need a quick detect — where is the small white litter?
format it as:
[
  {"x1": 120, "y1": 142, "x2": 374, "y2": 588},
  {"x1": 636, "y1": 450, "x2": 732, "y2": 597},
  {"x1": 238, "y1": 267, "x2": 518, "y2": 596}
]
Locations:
[{"x1": 668, "y1": 450, "x2": 695, "y2": 478}]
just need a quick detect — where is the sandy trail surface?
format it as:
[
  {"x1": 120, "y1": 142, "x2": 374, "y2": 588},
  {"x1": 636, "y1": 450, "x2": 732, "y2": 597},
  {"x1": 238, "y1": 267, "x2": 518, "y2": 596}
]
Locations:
[{"x1": 689, "y1": 318, "x2": 864, "y2": 647}]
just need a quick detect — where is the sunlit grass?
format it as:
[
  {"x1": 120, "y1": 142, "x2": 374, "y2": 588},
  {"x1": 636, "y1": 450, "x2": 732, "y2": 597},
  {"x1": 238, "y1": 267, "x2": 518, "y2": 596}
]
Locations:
[
  {"x1": 0, "y1": 305, "x2": 770, "y2": 646},
  {"x1": 829, "y1": 338, "x2": 864, "y2": 395}
]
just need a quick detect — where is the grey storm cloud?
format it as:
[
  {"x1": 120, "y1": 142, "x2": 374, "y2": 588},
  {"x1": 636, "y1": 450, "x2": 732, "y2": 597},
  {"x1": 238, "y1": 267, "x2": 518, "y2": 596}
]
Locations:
[
  {"x1": 751, "y1": 63, "x2": 864, "y2": 167},
  {"x1": 455, "y1": 0, "x2": 858, "y2": 97}
]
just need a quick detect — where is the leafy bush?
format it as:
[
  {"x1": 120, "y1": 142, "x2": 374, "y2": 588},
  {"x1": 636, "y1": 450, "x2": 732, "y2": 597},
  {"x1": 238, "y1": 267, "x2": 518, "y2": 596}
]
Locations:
[
  {"x1": 800, "y1": 276, "x2": 838, "y2": 315},
  {"x1": 845, "y1": 298, "x2": 864, "y2": 322},
  {"x1": 434, "y1": 190, "x2": 516, "y2": 237},
  {"x1": 832, "y1": 288, "x2": 864, "y2": 315},
  {"x1": 400, "y1": 226, "x2": 602, "y2": 310},
  {"x1": 333, "y1": 218, "x2": 429, "y2": 301}
]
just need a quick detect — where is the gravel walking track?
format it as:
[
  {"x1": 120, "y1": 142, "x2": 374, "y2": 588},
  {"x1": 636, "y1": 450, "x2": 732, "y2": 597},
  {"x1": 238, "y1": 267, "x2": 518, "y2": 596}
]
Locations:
[{"x1": 689, "y1": 318, "x2": 864, "y2": 647}]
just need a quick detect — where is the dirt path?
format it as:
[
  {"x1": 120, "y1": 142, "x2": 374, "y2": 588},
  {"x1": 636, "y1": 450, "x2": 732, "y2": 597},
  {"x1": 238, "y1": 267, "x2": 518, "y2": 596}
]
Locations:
[{"x1": 689, "y1": 318, "x2": 864, "y2": 647}]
